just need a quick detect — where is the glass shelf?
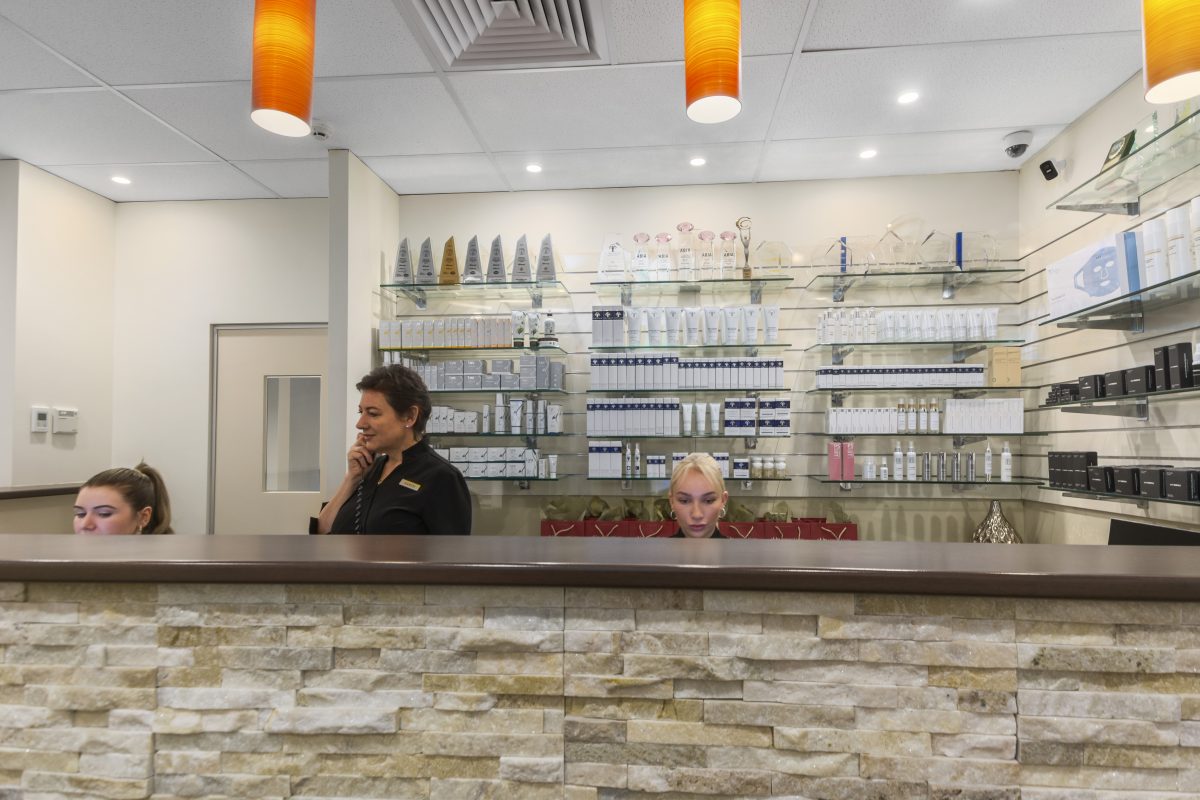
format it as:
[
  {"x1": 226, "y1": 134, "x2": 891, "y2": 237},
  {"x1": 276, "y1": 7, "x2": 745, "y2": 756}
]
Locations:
[
  {"x1": 808, "y1": 475, "x2": 1040, "y2": 486},
  {"x1": 809, "y1": 386, "x2": 1035, "y2": 397},
  {"x1": 805, "y1": 265, "x2": 1022, "y2": 302},
  {"x1": 466, "y1": 477, "x2": 560, "y2": 482},
  {"x1": 430, "y1": 432, "x2": 565, "y2": 438},
  {"x1": 1040, "y1": 382, "x2": 1200, "y2": 410},
  {"x1": 592, "y1": 434, "x2": 784, "y2": 440},
  {"x1": 811, "y1": 431, "x2": 1040, "y2": 438},
  {"x1": 586, "y1": 388, "x2": 787, "y2": 395},
  {"x1": 805, "y1": 339, "x2": 1024, "y2": 365},
  {"x1": 591, "y1": 275, "x2": 792, "y2": 304},
  {"x1": 1041, "y1": 485, "x2": 1200, "y2": 509},
  {"x1": 429, "y1": 389, "x2": 568, "y2": 396},
  {"x1": 1050, "y1": 107, "x2": 1200, "y2": 215},
  {"x1": 1038, "y1": 382, "x2": 1200, "y2": 421},
  {"x1": 380, "y1": 280, "x2": 569, "y2": 310},
  {"x1": 1039, "y1": 268, "x2": 1200, "y2": 332},
  {"x1": 590, "y1": 343, "x2": 790, "y2": 352},
  {"x1": 380, "y1": 344, "x2": 565, "y2": 354},
  {"x1": 588, "y1": 476, "x2": 792, "y2": 482}
]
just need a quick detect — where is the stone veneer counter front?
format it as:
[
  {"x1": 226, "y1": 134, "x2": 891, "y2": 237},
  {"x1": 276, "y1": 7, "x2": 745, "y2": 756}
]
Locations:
[{"x1": 3, "y1": 534, "x2": 1200, "y2": 799}]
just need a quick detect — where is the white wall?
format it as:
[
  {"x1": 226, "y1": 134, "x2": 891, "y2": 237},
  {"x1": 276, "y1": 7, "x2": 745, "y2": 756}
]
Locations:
[
  {"x1": 1017, "y1": 73, "x2": 1200, "y2": 542},
  {"x1": 0, "y1": 161, "x2": 18, "y2": 487},
  {"x1": 389, "y1": 172, "x2": 1021, "y2": 537},
  {"x1": 112, "y1": 198, "x2": 329, "y2": 534}
]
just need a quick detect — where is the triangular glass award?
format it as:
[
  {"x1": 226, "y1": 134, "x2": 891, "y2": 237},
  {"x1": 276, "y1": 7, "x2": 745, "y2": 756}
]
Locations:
[
  {"x1": 415, "y1": 238, "x2": 437, "y2": 285},
  {"x1": 391, "y1": 237, "x2": 412, "y2": 284},
  {"x1": 486, "y1": 235, "x2": 507, "y2": 283},
  {"x1": 462, "y1": 235, "x2": 484, "y2": 283},
  {"x1": 511, "y1": 235, "x2": 532, "y2": 282},
  {"x1": 536, "y1": 234, "x2": 556, "y2": 281},
  {"x1": 438, "y1": 237, "x2": 460, "y2": 285}
]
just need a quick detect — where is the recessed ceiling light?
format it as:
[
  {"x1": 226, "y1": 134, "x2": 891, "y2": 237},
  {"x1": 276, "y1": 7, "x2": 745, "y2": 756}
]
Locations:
[
  {"x1": 859, "y1": 149, "x2": 878, "y2": 159},
  {"x1": 689, "y1": 157, "x2": 707, "y2": 167},
  {"x1": 897, "y1": 91, "x2": 920, "y2": 105},
  {"x1": 525, "y1": 163, "x2": 543, "y2": 173},
  {"x1": 111, "y1": 175, "x2": 132, "y2": 185}
]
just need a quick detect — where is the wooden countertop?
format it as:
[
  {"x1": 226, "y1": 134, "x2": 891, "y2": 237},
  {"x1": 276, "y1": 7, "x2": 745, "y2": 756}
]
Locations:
[{"x1": 2, "y1": 534, "x2": 1200, "y2": 599}]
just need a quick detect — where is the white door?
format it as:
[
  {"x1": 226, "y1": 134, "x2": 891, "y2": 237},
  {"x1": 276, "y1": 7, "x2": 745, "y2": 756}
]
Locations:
[{"x1": 211, "y1": 325, "x2": 327, "y2": 535}]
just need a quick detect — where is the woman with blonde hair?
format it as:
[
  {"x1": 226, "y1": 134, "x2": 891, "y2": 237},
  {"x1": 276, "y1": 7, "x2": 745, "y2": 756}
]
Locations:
[
  {"x1": 668, "y1": 453, "x2": 728, "y2": 539},
  {"x1": 73, "y1": 463, "x2": 172, "y2": 535}
]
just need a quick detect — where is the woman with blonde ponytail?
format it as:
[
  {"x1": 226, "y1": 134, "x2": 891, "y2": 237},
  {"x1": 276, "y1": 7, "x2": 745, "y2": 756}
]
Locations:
[{"x1": 73, "y1": 462, "x2": 173, "y2": 535}]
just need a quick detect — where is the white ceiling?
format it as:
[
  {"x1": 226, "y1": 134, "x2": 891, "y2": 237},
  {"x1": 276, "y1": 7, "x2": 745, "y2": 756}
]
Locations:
[{"x1": 0, "y1": 0, "x2": 1143, "y2": 202}]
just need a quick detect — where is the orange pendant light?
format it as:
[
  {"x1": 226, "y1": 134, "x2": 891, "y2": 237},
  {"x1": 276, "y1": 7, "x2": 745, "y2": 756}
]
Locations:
[
  {"x1": 684, "y1": 0, "x2": 742, "y2": 124},
  {"x1": 251, "y1": 0, "x2": 316, "y2": 136},
  {"x1": 1143, "y1": 0, "x2": 1200, "y2": 104}
]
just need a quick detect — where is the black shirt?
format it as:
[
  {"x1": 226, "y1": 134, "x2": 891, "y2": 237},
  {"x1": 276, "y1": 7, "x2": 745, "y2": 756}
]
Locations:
[
  {"x1": 329, "y1": 439, "x2": 471, "y2": 535},
  {"x1": 671, "y1": 528, "x2": 726, "y2": 539}
]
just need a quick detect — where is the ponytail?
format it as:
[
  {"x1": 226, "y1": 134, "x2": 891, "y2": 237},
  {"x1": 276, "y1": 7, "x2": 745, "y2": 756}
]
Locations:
[
  {"x1": 82, "y1": 462, "x2": 173, "y2": 535},
  {"x1": 133, "y1": 462, "x2": 173, "y2": 535}
]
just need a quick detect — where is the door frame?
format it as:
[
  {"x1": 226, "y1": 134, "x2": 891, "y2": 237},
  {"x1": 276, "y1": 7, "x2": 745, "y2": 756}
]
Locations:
[{"x1": 206, "y1": 322, "x2": 328, "y2": 535}]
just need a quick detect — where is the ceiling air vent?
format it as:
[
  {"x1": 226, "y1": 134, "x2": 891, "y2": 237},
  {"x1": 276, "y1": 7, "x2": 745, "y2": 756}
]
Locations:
[{"x1": 410, "y1": 0, "x2": 606, "y2": 69}]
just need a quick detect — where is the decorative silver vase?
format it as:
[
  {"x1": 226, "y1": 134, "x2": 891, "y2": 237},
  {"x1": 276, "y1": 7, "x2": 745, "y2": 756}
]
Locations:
[{"x1": 972, "y1": 500, "x2": 1022, "y2": 544}]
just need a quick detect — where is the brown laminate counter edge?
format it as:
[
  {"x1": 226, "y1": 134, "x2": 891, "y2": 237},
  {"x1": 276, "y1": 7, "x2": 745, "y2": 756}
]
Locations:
[
  {"x1": 0, "y1": 484, "x2": 80, "y2": 500},
  {"x1": 2, "y1": 534, "x2": 1200, "y2": 600}
]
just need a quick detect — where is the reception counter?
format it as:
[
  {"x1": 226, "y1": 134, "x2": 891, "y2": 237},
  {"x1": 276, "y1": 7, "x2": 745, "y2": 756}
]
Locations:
[{"x1": 2, "y1": 534, "x2": 1199, "y2": 798}]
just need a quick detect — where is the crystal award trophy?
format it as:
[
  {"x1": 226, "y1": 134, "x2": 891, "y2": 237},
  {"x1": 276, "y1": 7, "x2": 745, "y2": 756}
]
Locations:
[
  {"x1": 462, "y1": 235, "x2": 484, "y2": 283},
  {"x1": 697, "y1": 230, "x2": 716, "y2": 280},
  {"x1": 597, "y1": 234, "x2": 627, "y2": 281},
  {"x1": 676, "y1": 222, "x2": 696, "y2": 282},
  {"x1": 511, "y1": 235, "x2": 532, "y2": 282},
  {"x1": 653, "y1": 232, "x2": 674, "y2": 281},
  {"x1": 487, "y1": 235, "x2": 507, "y2": 283},
  {"x1": 391, "y1": 237, "x2": 412, "y2": 284},
  {"x1": 438, "y1": 237, "x2": 460, "y2": 285},
  {"x1": 736, "y1": 216, "x2": 752, "y2": 279},
  {"x1": 415, "y1": 237, "x2": 437, "y2": 285},
  {"x1": 718, "y1": 231, "x2": 738, "y2": 279},
  {"x1": 536, "y1": 234, "x2": 556, "y2": 281},
  {"x1": 631, "y1": 232, "x2": 652, "y2": 282}
]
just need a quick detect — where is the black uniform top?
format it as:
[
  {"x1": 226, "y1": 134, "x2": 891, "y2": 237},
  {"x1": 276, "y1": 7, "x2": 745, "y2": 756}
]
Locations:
[
  {"x1": 671, "y1": 528, "x2": 726, "y2": 539},
  {"x1": 329, "y1": 439, "x2": 471, "y2": 535}
]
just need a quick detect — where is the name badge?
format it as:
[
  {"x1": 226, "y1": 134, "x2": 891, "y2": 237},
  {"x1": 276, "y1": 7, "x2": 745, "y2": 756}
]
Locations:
[{"x1": 399, "y1": 478, "x2": 421, "y2": 491}]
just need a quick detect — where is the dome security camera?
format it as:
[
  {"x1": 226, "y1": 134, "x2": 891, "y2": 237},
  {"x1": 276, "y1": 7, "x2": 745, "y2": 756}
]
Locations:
[{"x1": 1003, "y1": 130, "x2": 1033, "y2": 159}]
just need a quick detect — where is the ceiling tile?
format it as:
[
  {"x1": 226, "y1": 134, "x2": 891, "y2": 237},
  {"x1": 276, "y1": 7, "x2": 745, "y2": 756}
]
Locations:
[
  {"x1": 449, "y1": 55, "x2": 789, "y2": 152},
  {"x1": 362, "y1": 153, "x2": 508, "y2": 195},
  {"x1": 759, "y1": 126, "x2": 1065, "y2": 182},
  {"x1": 314, "y1": 0, "x2": 433, "y2": 76},
  {"x1": 0, "y1": 89, "x2": 217, "y2": 165},
  {"x1": 494, "y1": 142, "x2": 763, "y2": 191},
  {"x1": 608, "y1": 0, "x2": 811, "y2": 64},
  {"x1": 805, "y1": 0, "x2": 1140, "y2": 49},
  {"x1": 0, "y1": 17, "x2": 97, "y2": 90},
  {"x1": 771, "y1": 34, "x2": 1141, "y2": 140},
  {"x1": 0, "y1": 0, "x2": 251, "y2": 84},
  {"x1": 42, "y1": 161, "x2": 276, "y2": 202},
  {"x1": 233, "y1": 158, "x2": 329, "y2": 198}
]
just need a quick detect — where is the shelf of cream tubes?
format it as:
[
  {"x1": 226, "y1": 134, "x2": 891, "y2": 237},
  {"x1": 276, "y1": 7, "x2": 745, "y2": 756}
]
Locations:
[
  {"x1": 816, "y1": 306, "x2": 1002, "y2": 345},
  {"x1": 824, "y1": 398, "x2": 1024, "y2": 437},
  {"x1": 588, "y1": 445, "x2": 788, "y2": 481},
  {"x1": 592, "y1": 304, "x2": 783, "y2": 348},
  {"x1": 589, "y1": 353, "x2": 785, "y2": 391},
  {"x1": 586, "y1": 397, "x2": 791, "y2": 438}
]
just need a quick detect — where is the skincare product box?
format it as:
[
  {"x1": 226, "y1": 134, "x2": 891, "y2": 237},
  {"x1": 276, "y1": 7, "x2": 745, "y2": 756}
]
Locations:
[
  {"x1": 1154, "y1": 346, "x2": 1172, "y2": 391},
  {"x1": 1078, "y1": 374, "x2": 1106, "y2": 400},
  {"x1": 985, "y1": 347, "x2": 1021, "y2": 387},
  {"x1": 1139, "y1": 467, "x2": 1168, "y2": 499},
  {"x1": 1163, "y1": 468, "x2": 1200, "y2": 501},
  {"x1": 1124, "y1": 365, "x2": 1155, "y2": 395},
  {"x1": 1087, "y1": 465, "x2": 1115, "y2": 493},
  {"x1": 1046, "y1": 236, "x2": 1142, "y2": 320},
  {"x1": 1104, "y1": 370, "x2": 1126, "y2": 397},
  {"x1": 1168, "y1": 342, "x2": 1194, "y2": 388},
  {"x1": 1112, "y1": 466, "x2": 1141, "y2": 496}
]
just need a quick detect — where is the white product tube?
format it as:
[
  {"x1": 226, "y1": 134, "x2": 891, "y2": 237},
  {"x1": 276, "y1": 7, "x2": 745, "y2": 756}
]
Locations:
[
  {"x1": 547, "y1": 454, "x2": 558, "y2": 479},
  {"x1": 665, "y1": 307, "x2": 683, "y2": 346},
  {"x1": 722, "y1": 306, "x2": 743, "y2": 346},
  {"x1": 681, "y1": 402, "x2": 694, "y2": 435},
  {"x1": 624, "y1": 306, "x2": 640, "y2": 345},
  {"x1": 1191, "y1": 197, "x2": 1200, "y2": 269},
  {"x1": 708, "y1": 402, "x2": 721, "y2": 435},
  {"x1": 684, "y1": 307, "x2": 702, "y2": 345},
  {"x1": 695, "y1": 401, "x2": 708, "y2": 435},
  {"x1": 762, "y1": 305, "x2": 780, "y2": 344},
  {"x1": 1167, "y1": 206, "x2": 1194, "y2": 279},
  {"x1": 1143, "y1": 218, "x2": 1168, "y2": 285},
  {"x1": 702, "y1": 306, "x2": 722, "y2": 345},
  {"x1": 481, "y1": 404, "x2": 490, "y2": 434},
  {"x1": 983, "y1": 307, "x2": 999, "y2": 339},
  {"x1": 511, "y1": 310, "x2": 526, "y2": 346},
  {"x1": 743, "y1": 306, "x2": 761, "y2": 344},
  {"x1": 509, "y1": 399, "x2": 523, "y2": 434},
  {"x1": 651, "y1": 307, "x2": 668, "y2": 345}
]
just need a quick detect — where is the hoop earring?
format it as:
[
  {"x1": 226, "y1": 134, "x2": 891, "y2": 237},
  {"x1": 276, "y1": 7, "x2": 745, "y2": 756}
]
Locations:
[
  {"x1": 719, "y1": 506, "x2": 727, "y2": 519},
  {"x1": 669, "y1": 510, "x2": 676, "y2": 520}
]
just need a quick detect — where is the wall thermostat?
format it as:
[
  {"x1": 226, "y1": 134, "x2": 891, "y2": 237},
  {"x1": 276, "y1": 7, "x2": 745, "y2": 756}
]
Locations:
[
  {"x1": 52, "y1": 407, "x2": 78, "y2": 435},
  {"x1": 30, "y1": 406, "x2": 50, "y2": 433}
]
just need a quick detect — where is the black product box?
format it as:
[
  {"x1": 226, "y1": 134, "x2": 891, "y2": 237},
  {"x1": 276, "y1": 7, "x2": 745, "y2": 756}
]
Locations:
[
  {"x1": 1139, "y1": 467, "x2": 1169, "y2": 498},
  {"x1": 1088, "y1": 465, "x2": 1115, "y2": 493},
  {"x1": 1154, "y1": 346, "x2": 1171, "y2": 392},
  {"x1": 1049, "y1": 451, "x2": 1098, "y2": 490},
  {"x1": 1163, "y1": 469, "x2": 1200, "y2": 502},
  {"x1": 1105, "y1": 370, "x2": 1126, "y2": 397},
  {"x1": 1125, "y1": 365, "x2": 1155, "y2": 395},
  {"x1": 1113, "y1": 466, "x2": 1141, "y2": 496},
  {"x1": 1168, "y1": 342, "x2": 1194, "y2": 389},
  {"x1": 1078, "y1": 374, "x2": 1106, "y2": 400}
]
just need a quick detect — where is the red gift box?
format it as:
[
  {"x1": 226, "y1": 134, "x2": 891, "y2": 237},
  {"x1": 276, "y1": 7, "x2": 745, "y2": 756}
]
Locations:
[
  {"x1": 762, "y1": 521, "x2": 800, "y2": 539},
  {"x1": 584, "y1": 519, "x2": 630, "y2": 538},
  {"x1": 631, "y1": 520, "x2": 675, "y2": 538},
  {"x1": 804, "y1": 522, "x2": 859, "y2": 541},
  {"x1": 540, "y1": 520, "x2": 586, "y2": 537},
  {"x1": 718, "y1": 521, "x2": 762, "y2": 539}
]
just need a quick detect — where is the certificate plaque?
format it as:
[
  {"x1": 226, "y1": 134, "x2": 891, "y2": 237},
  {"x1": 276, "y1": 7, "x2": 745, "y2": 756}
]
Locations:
[
  {"x1": 415, "y1": 237, "x2": 437, "y2": 285},
  {"x1": 487, "y1": 235, "x2": 507, "y2": 283},
  {"x1": 438, "y1": 237, "x2": 460, "y2": 285},
  {"x1": 511, "y1": 235, "x2": 532, "y2": 282},
  {"x1": 391, "y1": 237, "x2": 412, "y2": 284},
  {"x1": 462, "y1": 235, "x2": 484, "y2": 283},
  {"x1": 536, "y1": 234, "x2": 556, "y2": 281}
]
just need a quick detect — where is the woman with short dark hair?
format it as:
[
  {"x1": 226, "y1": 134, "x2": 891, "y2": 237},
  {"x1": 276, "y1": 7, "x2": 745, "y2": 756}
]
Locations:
[{"x1": 316, "y1": 364, "x2": 471, "y2": 535}]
